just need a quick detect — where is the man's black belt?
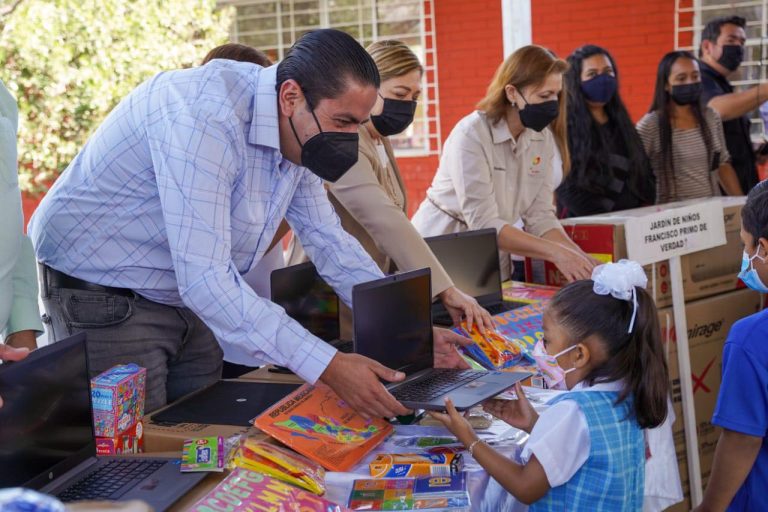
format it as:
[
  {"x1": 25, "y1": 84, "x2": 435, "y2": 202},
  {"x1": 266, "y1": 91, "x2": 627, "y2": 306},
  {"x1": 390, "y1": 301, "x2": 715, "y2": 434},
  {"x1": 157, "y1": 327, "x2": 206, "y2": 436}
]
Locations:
[{"x1": 39, "y1": 263, "x2": 134, "y2": 298}]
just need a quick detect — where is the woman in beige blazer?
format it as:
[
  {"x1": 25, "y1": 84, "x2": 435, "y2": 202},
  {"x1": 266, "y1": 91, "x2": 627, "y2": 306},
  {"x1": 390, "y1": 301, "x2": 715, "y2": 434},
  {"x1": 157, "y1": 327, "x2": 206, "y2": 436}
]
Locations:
[
  {"x1": 289, "y1": 40, "x2": 493, "y2": 333},
  {"x1": 411, "y1": 45, "x2": 595, "y2": 282}
]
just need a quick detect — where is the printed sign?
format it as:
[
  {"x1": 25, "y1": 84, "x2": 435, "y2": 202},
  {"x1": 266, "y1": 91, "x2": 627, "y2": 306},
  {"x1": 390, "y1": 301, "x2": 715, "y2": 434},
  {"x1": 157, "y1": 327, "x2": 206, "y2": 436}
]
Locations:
[{"x1": 625, "y1": 199, "x2": 726, "y2": 265}]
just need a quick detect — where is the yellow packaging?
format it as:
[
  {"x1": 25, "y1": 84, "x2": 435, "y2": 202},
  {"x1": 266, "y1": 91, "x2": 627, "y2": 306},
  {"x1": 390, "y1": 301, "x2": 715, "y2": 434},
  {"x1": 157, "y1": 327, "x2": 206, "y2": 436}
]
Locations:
[{"x1": 231, "y1": 438, "x2": 326, "y2": 495}]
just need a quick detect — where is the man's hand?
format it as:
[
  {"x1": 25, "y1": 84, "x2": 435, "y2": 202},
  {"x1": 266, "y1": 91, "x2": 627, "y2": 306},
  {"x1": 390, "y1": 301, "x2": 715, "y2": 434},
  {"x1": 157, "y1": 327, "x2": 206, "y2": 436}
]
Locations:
[
  {"x1": 0, "y1": 344, "x2": 30, "y2": 408},
  {"x1": 438, "y1": 286, "x2": 495, "y2": 333},
  {"x1": 5, "y1": 330, "x2": 38, "y2": 351},
  {"x1": 319, "y1": 352, "x2": 410, "y2": 419},
  {"x1": 433, "y1": 327, "x2": 471, "y2": 370}
]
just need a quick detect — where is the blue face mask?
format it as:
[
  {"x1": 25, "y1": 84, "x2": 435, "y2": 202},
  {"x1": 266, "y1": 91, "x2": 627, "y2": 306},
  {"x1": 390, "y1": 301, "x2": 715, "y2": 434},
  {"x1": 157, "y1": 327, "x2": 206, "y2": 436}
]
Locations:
[{"x1": 738, "y1": 248, "x2": 768, "y2": 293}]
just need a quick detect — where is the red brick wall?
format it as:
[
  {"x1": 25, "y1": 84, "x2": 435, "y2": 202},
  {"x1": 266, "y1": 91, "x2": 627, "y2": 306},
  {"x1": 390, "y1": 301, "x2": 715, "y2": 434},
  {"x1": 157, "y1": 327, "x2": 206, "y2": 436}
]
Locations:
[
  {"x1": 531, "y1": 0, "x2": 676, "y2": 121},
  {"x1": 399, "y1": 0, "x2": 504, "y2": 215}
]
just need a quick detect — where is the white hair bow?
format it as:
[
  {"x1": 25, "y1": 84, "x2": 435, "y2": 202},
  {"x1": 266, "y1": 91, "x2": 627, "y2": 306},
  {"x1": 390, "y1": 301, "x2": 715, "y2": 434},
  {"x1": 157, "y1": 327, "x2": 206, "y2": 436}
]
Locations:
[{"x1": 591, "y1": 260, "x2": 648, "y2": 333}]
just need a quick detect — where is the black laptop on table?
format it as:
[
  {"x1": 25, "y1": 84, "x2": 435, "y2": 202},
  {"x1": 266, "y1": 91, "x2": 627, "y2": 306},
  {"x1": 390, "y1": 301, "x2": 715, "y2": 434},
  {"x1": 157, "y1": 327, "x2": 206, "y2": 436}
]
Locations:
[
  {"x1": 425, "y1": 228, "x2": 526, "y2": 326},
  {"x1": 0, "y1": 332, "x2": 205, "y2": 510},
  {"x1": 352, "y1": 267, "x2": 530, "y2": 411},
  {"x1": 270, "y1": 261, "x2": 353, "y2": 354}
]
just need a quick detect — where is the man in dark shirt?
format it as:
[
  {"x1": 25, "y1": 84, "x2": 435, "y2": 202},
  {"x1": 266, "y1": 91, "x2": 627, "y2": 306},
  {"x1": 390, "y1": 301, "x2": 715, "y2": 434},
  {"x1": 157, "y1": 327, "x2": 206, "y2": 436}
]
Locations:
[{"x1": 699, "y1": 15, "x2": 768, "y2": 194}]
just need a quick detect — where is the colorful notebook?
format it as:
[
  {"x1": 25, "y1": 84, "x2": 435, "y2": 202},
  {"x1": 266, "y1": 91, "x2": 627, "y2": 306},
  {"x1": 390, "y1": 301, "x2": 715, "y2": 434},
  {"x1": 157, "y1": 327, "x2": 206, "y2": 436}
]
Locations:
[
  {"x1": 253, "y1": 384, "x2": 393, "y2": 472},
  {"x1": 188, "y1": 468, "x2": 348, "y2": 512}
]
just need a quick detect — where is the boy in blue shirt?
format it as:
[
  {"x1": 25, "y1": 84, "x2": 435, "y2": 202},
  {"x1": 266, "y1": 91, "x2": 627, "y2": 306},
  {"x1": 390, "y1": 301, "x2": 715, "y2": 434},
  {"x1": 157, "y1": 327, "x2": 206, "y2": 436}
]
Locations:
[{"x1": 696, "y1": 180, "x2": 768, "y2": 512}]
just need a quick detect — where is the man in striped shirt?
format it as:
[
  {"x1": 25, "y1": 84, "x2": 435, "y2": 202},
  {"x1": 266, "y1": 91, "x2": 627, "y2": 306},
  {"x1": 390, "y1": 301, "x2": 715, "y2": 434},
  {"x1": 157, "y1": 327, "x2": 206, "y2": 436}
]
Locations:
[{"x1": 29, "y1": 30, "x2": 414, "y2": 417}]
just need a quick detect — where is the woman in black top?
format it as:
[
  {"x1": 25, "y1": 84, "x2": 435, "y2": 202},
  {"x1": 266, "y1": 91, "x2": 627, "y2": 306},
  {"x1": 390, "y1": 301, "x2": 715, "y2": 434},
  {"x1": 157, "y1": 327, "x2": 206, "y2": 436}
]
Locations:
[{"x1": 557, "y1": 45, "x2": 655, "y2": 217}]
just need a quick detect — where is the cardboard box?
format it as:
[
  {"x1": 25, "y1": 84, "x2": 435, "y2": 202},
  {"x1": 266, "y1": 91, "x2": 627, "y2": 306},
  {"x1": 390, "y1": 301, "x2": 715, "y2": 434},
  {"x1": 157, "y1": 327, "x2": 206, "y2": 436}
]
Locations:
[
  {"x1": 525, "y1": 197, "x2": 746, "y2": 308},
  {"x1": 142, "y1": 415, "x2": 264, "y2": 453},
  {"x1": 96, "y1": 421, "x2": 144, "y2": 455},
  {"x1": 91, "y1": 364, "x2": 146, "y2": 438},
  {"x1": 238, "y1": 366, "x2": 305, "y2": 385},
  {"x1": 658, "y1": 288, "x2": 762, "y2": 511}
]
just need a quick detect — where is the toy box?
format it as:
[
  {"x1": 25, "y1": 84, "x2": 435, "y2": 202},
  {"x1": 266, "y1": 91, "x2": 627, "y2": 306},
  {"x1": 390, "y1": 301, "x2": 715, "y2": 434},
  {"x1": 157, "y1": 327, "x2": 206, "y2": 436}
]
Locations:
[
  {"x1": 369, "y1": 453, "x2": 463, "y2": 478},
  {"x1": 95, "y1": 421, "x2": 144, "y2": 455},
  {"x1": 91, "y1": 364, "x2": 146, "y2": 438}
]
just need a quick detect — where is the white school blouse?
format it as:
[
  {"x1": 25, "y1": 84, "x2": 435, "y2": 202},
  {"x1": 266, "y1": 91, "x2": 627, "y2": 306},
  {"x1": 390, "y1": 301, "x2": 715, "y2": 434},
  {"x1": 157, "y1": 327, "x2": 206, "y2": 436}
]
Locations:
[{"x1": 520, "y1": 380, "x2": 624, "y2": 487}]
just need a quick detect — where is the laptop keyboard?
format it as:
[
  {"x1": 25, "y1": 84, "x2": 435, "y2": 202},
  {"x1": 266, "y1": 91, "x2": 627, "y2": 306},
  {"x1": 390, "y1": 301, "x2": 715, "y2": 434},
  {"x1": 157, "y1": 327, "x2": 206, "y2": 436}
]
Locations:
[
  {"x1": 392, "y1": 369, "x2": 483, "y2": 401},
  {"x1": 58, "y1": 459, "x2": 165, "y2": 502}
]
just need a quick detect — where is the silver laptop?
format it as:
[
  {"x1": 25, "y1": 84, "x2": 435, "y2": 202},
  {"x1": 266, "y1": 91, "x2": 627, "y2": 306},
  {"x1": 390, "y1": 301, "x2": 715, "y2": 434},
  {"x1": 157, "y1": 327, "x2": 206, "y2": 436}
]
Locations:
[
  {"x1": 0, "y1": 332, "x2": 205, "y2": 510},
  {"x1": 352, "y1": 268, "x2": 530, "y2": 411},
  {"x1": 425, "y1": 228, "x2": 526, "y2": 326}
]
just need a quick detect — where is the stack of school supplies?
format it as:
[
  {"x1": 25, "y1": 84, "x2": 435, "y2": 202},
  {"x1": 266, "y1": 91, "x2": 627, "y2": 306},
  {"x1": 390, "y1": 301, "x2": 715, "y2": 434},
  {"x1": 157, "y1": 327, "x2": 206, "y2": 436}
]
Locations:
[
  {"x1": 231, "y1": 437, "x2": 326, "y2": 495},
  {"x1": 348, "y1": 474, "x2": 470, "y2": 511},
  {"x1": 253, "y1": 384, "x2": 393, "y2": 472}
]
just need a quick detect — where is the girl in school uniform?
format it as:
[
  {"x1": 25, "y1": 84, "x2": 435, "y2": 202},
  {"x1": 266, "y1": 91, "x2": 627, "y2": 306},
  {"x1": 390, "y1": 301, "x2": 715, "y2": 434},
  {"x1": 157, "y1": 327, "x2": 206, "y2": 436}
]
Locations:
[{"x1": 431, "y1": 260, "x2": 670, "y2": 511}]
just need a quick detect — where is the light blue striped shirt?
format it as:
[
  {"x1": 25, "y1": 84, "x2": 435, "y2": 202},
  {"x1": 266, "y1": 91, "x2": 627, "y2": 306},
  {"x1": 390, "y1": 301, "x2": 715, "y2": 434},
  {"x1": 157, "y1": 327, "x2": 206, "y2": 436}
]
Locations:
[{"x1": 29, "y1": 61, "x2": 383, "y2": 383}]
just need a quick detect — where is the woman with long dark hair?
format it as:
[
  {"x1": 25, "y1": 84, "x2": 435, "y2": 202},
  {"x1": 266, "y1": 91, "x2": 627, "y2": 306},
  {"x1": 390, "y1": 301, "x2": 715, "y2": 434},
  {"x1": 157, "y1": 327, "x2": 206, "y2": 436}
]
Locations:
[
  {"x1": 556, "y1": 45, "x2": 655, "y2": 217},
  {"x1": 637, "y1": 51, "x2": 743, "y2": 203}
]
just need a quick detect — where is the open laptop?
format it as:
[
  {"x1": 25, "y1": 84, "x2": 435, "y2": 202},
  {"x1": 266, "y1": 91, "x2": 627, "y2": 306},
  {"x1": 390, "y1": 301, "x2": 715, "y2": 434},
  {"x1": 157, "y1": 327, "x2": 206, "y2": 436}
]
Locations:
[
  {"x1": 352, "y1": 267, "x2": 530, "y2": 411},
  {"x1": 0, "y1": 332, "x2": 205, "y2": 510},
  {"x1": 271, "y1": 261, "x2": 353, "y2": 354},
  {"x1": 425, "y1": 228, "x2": 526, "y2": 326}
]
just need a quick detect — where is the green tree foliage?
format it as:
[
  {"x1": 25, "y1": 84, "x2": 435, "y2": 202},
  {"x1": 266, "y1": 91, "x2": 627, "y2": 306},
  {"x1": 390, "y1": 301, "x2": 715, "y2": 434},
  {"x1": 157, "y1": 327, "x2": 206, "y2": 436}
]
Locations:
[{"x1": 0, "y1": 0, "x2": 233, "y2": 193}]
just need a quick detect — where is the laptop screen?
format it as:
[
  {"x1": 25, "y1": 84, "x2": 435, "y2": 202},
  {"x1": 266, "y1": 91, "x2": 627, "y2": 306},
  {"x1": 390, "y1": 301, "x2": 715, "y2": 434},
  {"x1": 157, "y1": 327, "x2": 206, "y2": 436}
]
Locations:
[
  {"x1": 271, "y1": 262, "x2": 340, "y2": 342},
  {"x1": 0, "y1": 332, "x2": 95, "y2": 488},
  {"x1": 352, "y1": 268, "x2": 433, "y2": 376},
  {"x1": 425, "y1": 228, "x2": 502, "y2": 305}
]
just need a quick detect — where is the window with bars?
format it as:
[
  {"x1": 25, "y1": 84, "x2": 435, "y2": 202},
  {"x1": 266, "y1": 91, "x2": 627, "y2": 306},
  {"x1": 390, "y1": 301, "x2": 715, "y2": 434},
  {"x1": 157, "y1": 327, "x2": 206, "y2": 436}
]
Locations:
[
  {"x1": 219, "y1": 0, "x2": 441, "y2": 156},
  {"x1": 676, "y1": 0, "x2": 768, "y2": 140}
]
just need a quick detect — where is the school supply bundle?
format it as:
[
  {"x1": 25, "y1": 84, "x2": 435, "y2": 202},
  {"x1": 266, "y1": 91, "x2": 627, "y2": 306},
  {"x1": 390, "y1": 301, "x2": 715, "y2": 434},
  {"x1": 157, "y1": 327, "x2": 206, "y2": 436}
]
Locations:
[
  {"x1": 253, "y1": 384, "x2": 393, "y2": 472},
  {"x1": 369, "y1": 452, "x2": 463, "y2": 478},
  {"x1": 181, "y1": 436, "x2": 225, "y2": 472},
  {"x1": 348, "y1": 474, "x2": 470, "y2": 511},
  {"x1": 230, "y1": 437, "x2": 327, "y2": 495},
  {"x1": 188, "y1": 468, "x2": 349, "y2": 512},
  {"x1": 459, "y1": 321, "x2": 528, "y2": 370}
]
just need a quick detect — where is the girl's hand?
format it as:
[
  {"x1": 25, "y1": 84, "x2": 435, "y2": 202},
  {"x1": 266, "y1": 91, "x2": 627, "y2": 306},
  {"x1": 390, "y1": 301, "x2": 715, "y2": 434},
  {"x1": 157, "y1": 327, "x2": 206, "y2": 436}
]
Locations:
[
  {"x1": 482, "y1": 382, "x2": 539, "y2": 433},
  {"x1": 427, "y1": 397, "x2": 478, "y2": 447}
]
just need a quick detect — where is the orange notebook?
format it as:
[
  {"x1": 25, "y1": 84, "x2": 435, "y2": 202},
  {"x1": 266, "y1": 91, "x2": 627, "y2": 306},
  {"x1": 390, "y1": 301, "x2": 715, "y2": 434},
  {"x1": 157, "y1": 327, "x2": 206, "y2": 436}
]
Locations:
[{"x1": 253, "y1": 384, "x2": 393, "y2": 472}]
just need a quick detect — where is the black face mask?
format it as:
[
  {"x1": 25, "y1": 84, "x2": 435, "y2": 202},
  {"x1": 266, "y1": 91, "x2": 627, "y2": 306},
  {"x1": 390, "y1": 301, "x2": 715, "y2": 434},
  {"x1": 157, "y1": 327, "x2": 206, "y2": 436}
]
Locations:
[
  {"x1": 670, "y1": 82, "x2": 703, "y2": 105},
  {"x1": 717, "y1": 44, "x2": 744, "y2": 72},
  {"x1": 370, "y1": 95, "x2": 417, "y2": 136},
  {"x1": 289, "y1": 105, "x2": 359, "y2": 183},
  {"x1": 518, "y1": 95, "x2": 559, "y2": 132},
  {"x1": 580, "y1": 73, "x2": 617, "y2": 104}
]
